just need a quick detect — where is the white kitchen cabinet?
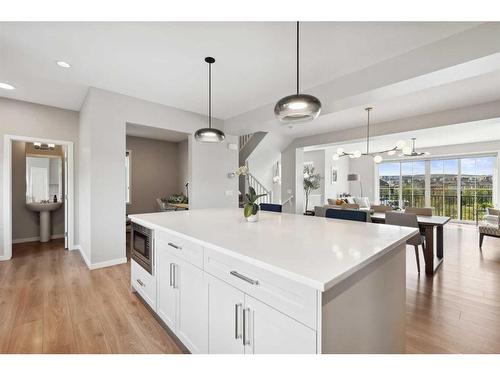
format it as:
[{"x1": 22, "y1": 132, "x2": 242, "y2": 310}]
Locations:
[
  {"x1": 131, "y1": 259, "x2": 157, "y2": 311},
  {"x1": 157, "y1": 244, "x2": 208, "y2": 354},
  {"x1": 207, "y1": 275, "x2": 245, "y2": 354},
  {"x1": 157, "y1": 247, "x2": 177, "y2": 331},
  {"x1": 244, "y1": 295, "x2": 316, "y2": 354},
  {"x1": 177, "y1": 257, "x2": 208, "y2": 354},
  {"x1": 207, "y1": 274, "x2": 315, "y2": 354}
]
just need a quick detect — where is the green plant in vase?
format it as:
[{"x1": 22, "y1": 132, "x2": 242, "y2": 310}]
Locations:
[{"x1": 244, "y1": 186, "x2": 267, "y2": 222}]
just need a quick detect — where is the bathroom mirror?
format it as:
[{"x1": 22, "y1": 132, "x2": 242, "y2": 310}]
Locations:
[{"x1": 26, "y1": 155, "x2": 63, "y2": 203}]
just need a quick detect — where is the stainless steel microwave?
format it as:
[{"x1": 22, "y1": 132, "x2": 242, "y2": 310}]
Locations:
[{"x1": 131, "y1": 223, "x2": 153, "y2": 274}]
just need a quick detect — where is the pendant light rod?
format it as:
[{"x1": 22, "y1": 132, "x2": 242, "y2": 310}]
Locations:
[
  {"x1": 365, "y1": 107, "x2": 372, "y2": 154},
  {"x1": 296, "y1": 21, "x2": 300, "y2": 95},
  {"x1": 206, "y1": 56, "x2": 215, "y2": 129}
]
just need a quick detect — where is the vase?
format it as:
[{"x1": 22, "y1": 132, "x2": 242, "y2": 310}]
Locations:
[{"x1": 246, "y1": 212, "x2": 259, "y2": 222}]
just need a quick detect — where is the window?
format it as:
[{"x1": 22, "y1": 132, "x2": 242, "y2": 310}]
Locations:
[
  {"x1": 378, "y1": 155, "x2": 496, "y2": 221},
  {"x1": 430, "y1": 159, "x2": 458, "y2": 219},
  {"x1": 379, "y1": 163, "x2": 400, "y2": 206},
  {"x1": 460, "y1": 157, "x2": 495, "y2": 221},
  {"x1": 401, "y1": 161, "x2": 425, "y2": 208},
  {"x1": 125, "y1": 150, "x2": 131, "y2": 204}
]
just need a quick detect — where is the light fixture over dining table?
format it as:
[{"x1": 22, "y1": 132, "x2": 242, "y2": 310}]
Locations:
[{"x1": 333, "y1": 107, "x2": 407, "y2": 163}]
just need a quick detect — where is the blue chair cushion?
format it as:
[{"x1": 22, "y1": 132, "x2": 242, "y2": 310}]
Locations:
[
  {"x1": 259, "y1": 203, "x2": 282, "y2": 213},
  {"x1": 325, "y1": 208, "x2": 367, "y2": 222}
]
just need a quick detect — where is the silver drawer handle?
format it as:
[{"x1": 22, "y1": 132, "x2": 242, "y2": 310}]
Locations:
[
  {"x1": 242, "y1": 307, "x2": 250, "y2": 346},
  {"x1": 169, "y1": 263, "x2": 174, "y2": 287},
  {"x1": 168, "y1": 242, "x2": 182, "y2": 250},
  {"x1": 230, "y1": 271, "x2": 259, "y2": 285},
  {"x1": 136, "y1": 279, "x2": 145, "y2": 287},
  {"x1": 234, "y1": 303, "x2": 242, "y2": 340}
]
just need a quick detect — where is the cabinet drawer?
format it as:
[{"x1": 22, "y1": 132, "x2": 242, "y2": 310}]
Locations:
[
  {"x1": 131, "y1": 259, "x2": 157, "y2": 311},
  {"x1": 156, "y1": 230, "x2": 203, "y2": 269},
  {"x1": 204, "y1": 248, "x2": 317, "y2": 330}
]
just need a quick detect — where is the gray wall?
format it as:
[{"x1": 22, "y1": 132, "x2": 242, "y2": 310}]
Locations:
[
  {"x1": 177, "y1": 139, "x2": 189, "y2": 195},
  {"x1": 0, "y1": 98, "x2": 78, "y2": 260},
  {"x1": 126, "y1": 135, "x2": 182, "y2": 215},
  {"x1": 78, "y1": 88, "x2": 237, "y2": 267},
  {"x1": 12, "y1": 141, "x2": 65, "y2": 241}
]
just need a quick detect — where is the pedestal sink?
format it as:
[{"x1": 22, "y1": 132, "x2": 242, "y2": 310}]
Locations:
[{"x1": 26, "y1": 202, "x2": 63, "y2": 242}]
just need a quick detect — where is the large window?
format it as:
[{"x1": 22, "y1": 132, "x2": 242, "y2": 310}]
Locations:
[
  {"x1": 378, "y1": 155, "x2": 496, "y2": 221},
  {"x1": 379, "y1": 162, "x2": 400, "y2": 206},
  {"x1": 402, "y1": 161, "x2": 425, "y2": 208}
]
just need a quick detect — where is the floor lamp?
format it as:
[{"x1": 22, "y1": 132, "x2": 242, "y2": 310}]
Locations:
[{"x1": 347, "y1": 174, "x2": 363, "y2": 197}]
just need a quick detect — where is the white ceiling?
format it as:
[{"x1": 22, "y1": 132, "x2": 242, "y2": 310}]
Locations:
[
  {"x1": 126, "y1": 122, "x2": 188, "y2": 142},
  {"x1": 282, "y1": 69, "x2": 500, "y2": 139},
  {"x1": 304, "y1": 118, "x2": 500, "y2": 152},
  {"x1": 0, "y1": 22, "x2": 480, "y2": 119}
]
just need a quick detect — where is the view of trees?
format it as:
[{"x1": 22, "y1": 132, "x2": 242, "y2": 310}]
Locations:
[{"x1": 379, "y1": 157, "x2": 494, "y2": 221}]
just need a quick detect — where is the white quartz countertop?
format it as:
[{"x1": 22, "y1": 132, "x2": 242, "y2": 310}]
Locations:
[{"x1": 129, "y1": 208, "x2": 418, "y2": 291}]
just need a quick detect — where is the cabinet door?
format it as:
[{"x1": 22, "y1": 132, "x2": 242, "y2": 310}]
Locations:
[
  {"x1": 156, "y1": 248, "x2": 178, "y2": 332},
  {"x1": 176, "y1": 258, "x2": 208, "y2": 354},
  {"x1": 244, "y1": 295, "x2": 317, "y2": 354},
  {"x1": 207, "y1": 275, "x2": 245, "y2": 354}
]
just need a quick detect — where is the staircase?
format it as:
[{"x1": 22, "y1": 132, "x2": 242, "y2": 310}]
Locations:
[{"x1": 238, "y1": 132, "x2": 273, "y2": 206}]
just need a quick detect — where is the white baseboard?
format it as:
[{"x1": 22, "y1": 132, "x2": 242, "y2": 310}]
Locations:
[
  {"x1": 12, "y1": 233, "x2": 65, "y2": 244},
  {"x1": 0, "y1": 255, "x2": 10, "y2": 261},
  {"x1": 76, "y1": 245, "x2": 127, "y2": 270},
  {"x1": 90, "y1": 257, "x2": 128, "y2": 270},
  {"x1": 78, "y1": 246, "x2": 91, "y2": 269}
]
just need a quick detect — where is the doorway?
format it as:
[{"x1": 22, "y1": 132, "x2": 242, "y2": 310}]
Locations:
[{"x1": 2, "y1": 135, "x2": 75, "y2": 261}]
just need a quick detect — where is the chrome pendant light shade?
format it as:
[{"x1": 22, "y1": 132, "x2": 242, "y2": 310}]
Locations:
[
  {"x1": 195, "y1": 56, "x2": 225, "y2": 143},
  {"x1": 274, "y1": 21, "x2": 321, "y2": 123},
  {"x1": 194, "y1": 127, "x2": 225, "y2": 143},
  {"x1": 274, "y1": 93, "x2": 321, "y2": 123}
]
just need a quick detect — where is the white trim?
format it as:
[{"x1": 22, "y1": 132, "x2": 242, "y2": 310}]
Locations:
[
  {"x1": 89, "y1": 257, "x2": 128, "y2": 270},
  {"x1": 12, "y1": 233, "x2": 65, "y2": 244},
  {"x1": 77, "y1": 246, "x2": 91, "y2": 269},
  {"x1": 2, "y1": 134, "x2": 76, "y2": 261}
]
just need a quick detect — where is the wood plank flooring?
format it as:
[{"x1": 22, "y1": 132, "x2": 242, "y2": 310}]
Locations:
[
  {"x1": 0, "y1": 239, "x2": 182, "y2": 354},
  {"x1": 0, "y1": 223, "x2": 499, "y2": 353}
]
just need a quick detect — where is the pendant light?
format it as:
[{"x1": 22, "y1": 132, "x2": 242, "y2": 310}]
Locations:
[
  {"x1": 400, "y1": 138, "x2": 430, "y2": 157},
  {"x1": 274, "y1": 21, "x2": 321, "y2": 123},
  {"x1": 333, "y1": 107, "x2": 406, "y2": 163},
  {"x1": 195, "y1": 57, "x2": 225, "y2": 143}
]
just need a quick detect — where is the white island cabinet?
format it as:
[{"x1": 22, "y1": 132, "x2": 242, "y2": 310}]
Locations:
[{"x1": 129, "y1": 208, "x2": 417, "y2": 354}]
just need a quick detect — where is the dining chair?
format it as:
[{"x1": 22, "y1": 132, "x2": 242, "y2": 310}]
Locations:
[
  {"x1": 371, "y1": 204, "x2": 393, "y2": 213},
  {"x1": 405, "y1": 207, "x2": 433, "y2": 216},
  {"x1": 385, "y1": 211, "x2": 425, "y2": 273},
  {"x1": 479, "y1": 208, "x2": 500, "y2": 249},
  {"x1": 260, "y1": 203, "x2": 283, "y2": 213},
  {"x1": 325, "y1": 208, "x2": 367, "y2": 223},
  {"x1": 341, "y1": 203, "x2": 360, "y2": 210}
]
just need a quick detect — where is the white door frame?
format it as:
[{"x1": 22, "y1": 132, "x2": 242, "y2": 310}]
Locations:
[{"x1": 2, "y1": 135, "x2": 76, "y2": 261}]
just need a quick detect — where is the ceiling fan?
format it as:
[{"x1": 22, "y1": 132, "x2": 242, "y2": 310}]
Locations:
[{"x1": 400, "y1": 138, "x2": 430, "y2": 157}]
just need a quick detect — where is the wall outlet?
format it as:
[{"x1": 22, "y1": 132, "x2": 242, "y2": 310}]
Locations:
[
  {"x1": 227, "y1": 143, "x2": 238, "y2": 151},
  {"x1": 225, "y1": 190, "x2": 234, "y2": 196}
]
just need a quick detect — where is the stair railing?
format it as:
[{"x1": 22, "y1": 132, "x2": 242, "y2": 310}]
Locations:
[
  {"x1": 239, "y1": 133, "x2": 254, "y2": 151},
  {"x1": 246, "y1": 173, "x2": 272, "y2": 204}
]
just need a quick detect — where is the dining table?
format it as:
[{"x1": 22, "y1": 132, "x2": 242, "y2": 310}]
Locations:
[{"x1": 370, "y1": 212, "x2": 451, "y2": 276}]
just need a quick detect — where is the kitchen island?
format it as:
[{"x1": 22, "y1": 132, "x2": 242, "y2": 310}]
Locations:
[{"x1": 129, "y1": 208, "x2": 417, "y2": 354}]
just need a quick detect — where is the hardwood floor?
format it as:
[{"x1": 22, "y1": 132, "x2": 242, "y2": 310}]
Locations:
[
  {"x1": 0, "y1": 239, "x2": 182, "y2": 354},
  {"x1": 406, "y1": 223, "x2": 500, "y2": 353},
  {"x1": 0, "y1": 223, "x2": 499, "y2": 353}
]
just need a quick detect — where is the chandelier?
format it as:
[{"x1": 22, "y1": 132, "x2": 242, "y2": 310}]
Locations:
[{"x1": 333, "y1": 107, "x2": 406, "y2": 164}]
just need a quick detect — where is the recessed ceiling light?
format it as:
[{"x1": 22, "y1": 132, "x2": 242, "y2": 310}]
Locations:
[
  {"x1": 0, "y1": 82, "x2": 15, "y2": 90},
  {"x1": 56, "y1": 61, "x2": 71, "y2": 68}
]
